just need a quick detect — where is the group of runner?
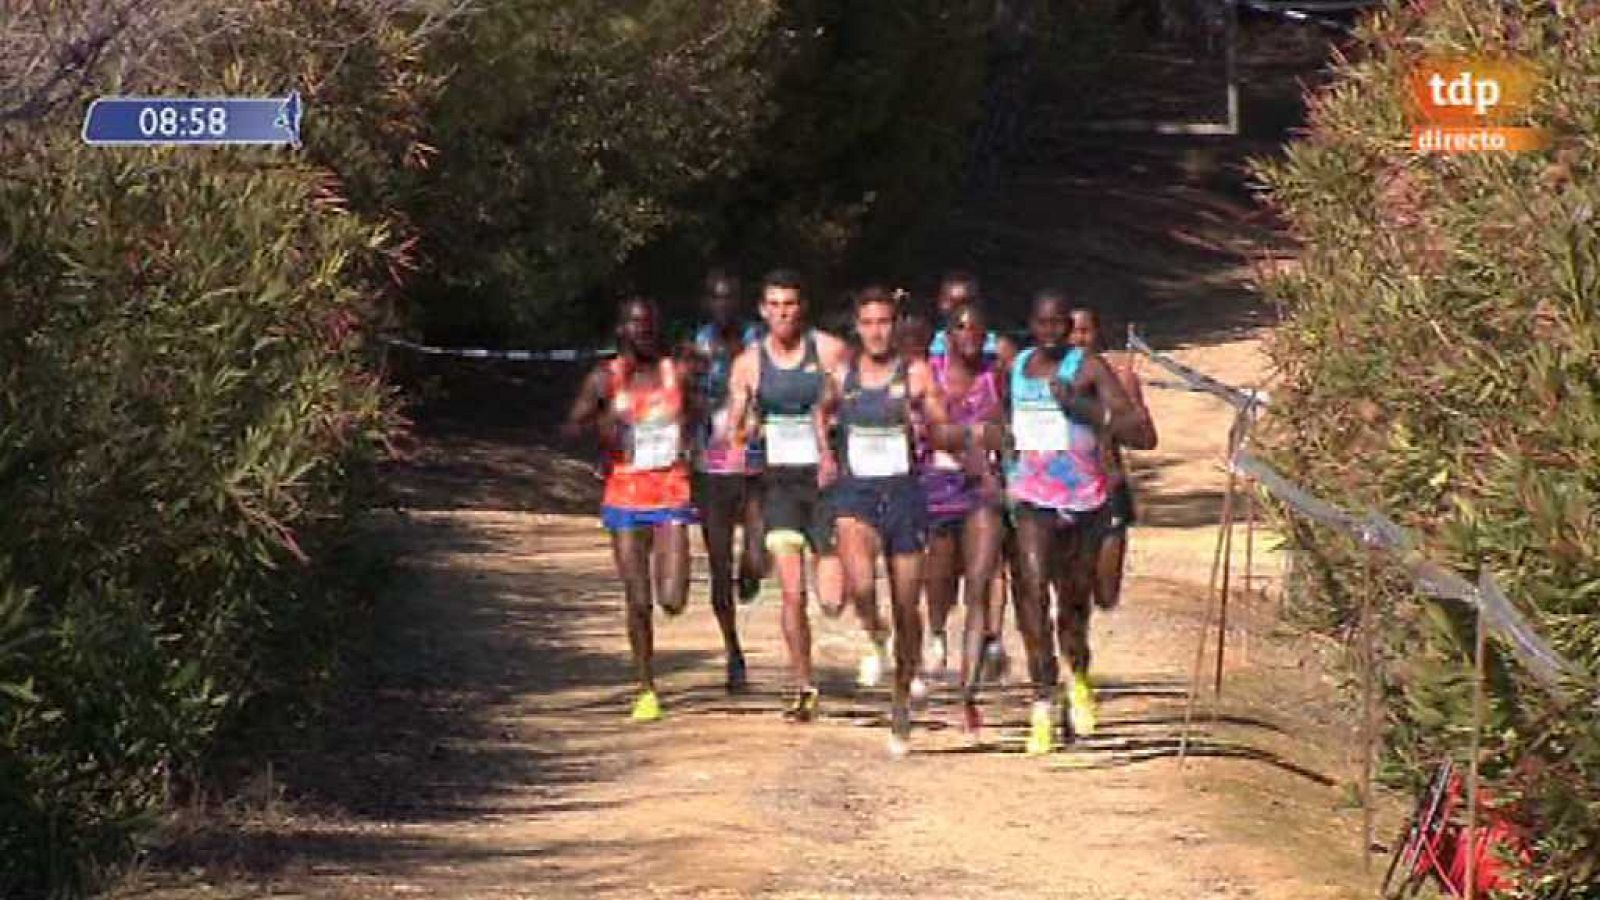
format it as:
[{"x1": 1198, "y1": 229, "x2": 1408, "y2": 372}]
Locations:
[{"x1": 562, "y1": 269, "x2": 1157, "y2": 757}]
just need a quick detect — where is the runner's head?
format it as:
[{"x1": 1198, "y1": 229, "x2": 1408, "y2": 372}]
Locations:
[
  {"x1": 1068, "y1": 305, "x2": 1103, "y2": 352},
  {"x1": 853, "y1": 284, "x2": 898, "y2": 362},
  {"x1": 936, "y1": 270, "x2": 979, "y2": 319},
  {"x1": 616, "y1": 295, "x2": 663, "y2": 360},
  {"x1": 760, "y1": 269, "x2": 806, "y2": 342},
  {"x1": 704, "y1": 268, "x2": 740, "y2": 326},
  {"x1": 949, "y1": 301, "x2": 989, "y2": 364},
  {"x1": 895, "y1": 294, "x2": 934, "y2": 362},
  {"x1": 1030, "y1": 290, "x2": 1070, "y2": 353}
]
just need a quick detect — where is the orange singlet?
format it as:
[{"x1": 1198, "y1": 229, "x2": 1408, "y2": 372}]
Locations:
[{"x1": 601, "y1": 356, "x2": 693, "y2": 511}]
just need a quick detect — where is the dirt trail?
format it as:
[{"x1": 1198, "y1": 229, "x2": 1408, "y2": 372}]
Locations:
[
  {"x1": 112, "y1": 29, "x2": 1393, "y2": 900},
  {"x1": 115, "y1": 328, "x2": 1388, "y2": 900}
]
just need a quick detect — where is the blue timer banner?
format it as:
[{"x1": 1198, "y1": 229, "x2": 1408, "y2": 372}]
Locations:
[{"x1": 82, "y1": 93, "x2": 302, "y2": 146}]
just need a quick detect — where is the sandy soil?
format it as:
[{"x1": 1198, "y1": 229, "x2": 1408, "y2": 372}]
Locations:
[{"x1": 112, "y1": 325, "x2": 1399, "y2": 900}]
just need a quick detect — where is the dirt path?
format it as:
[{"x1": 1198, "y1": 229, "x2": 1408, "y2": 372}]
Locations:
[
  {"x1": 110, "y1": 31, "x2": 1396, "y2": 900},
  {"x1": 114, "y1": 329, "x2": 1389, "y2": 900}
]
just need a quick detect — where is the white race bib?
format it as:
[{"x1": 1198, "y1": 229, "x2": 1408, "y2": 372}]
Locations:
[
  {"x1": 765, "y1": 414, "x2": 819, "y2": 467},
  {"x1": 629, "y1": 420, "x2": 680, "y2": 471},
  {"x1": 1012, "y1": 406, "x2": 1070, "y2": 454},
  {"x1": 931, "y1": 450, "x2": 962, "y2": 472},
  {"x1": 847, "y1": 425, "x2": 910, "y2": 478}
]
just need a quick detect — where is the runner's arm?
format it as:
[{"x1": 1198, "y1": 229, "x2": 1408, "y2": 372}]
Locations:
[
  {"x1": 813, "y1": 329, "x2": 851, "y2": 372},
  {"x1": 1062, "y1": 354, "x2": 1144, "y2": 446},
  {"x1": 675, "y1": 358, "x2": 704, "y2": 432},
  {"x1": 995, "y1": 334, "x2": 1020, "y2": 374},
  {"x1": 561, "y1": 365, "x2": 612, "y2": 443},
  {"x1": 725, "y1": 346, "x2": 759, "y2": 440},
  {"x1": 1114, "y1": 364, "x2": 1158, "y2": 451},
  {"x1": 814, "y1": 365, "x2": 844, "y2": 484},
  {"x1": 909, "y1": 361, "x2": 962, "y2": 454}
]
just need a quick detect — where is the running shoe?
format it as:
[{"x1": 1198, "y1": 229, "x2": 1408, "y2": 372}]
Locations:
[
  {"x1": 909, "y1": 675, "x2": 930, "y2": 701},
  {"x1": 631, "y1": 689, "x2": 662, "y2": 723},
  {"x1": 725, "y1": 652, "x2": 749, "y2": 694},
  {"x1": 857, "y1": 638, "x2": 888, "y2": 688},
  {"x1": 1025, "y1": 699, "x2": 1054, "y2": 755},
  {"x1": 888, "y1": 701, "x2": 912, "y2": 758},
  {"x1": 1066, "y1": 672, "x2": 1098, "y2": 737},
  {"x1": 783, "y1": 686, "x2": 819, "y2": 723},
  {"x1": 981, "y1": 636, "x2": 1009, "y2": 684},
  {"x1": 737, "y1": 571, "x2": 762, "y2": 603},
  {"x1": 960, "y1": 698, "x2": 983, "y2": 737},
  {"x1": 924, "y1": 631, "x2": 948, "y2": 677}
]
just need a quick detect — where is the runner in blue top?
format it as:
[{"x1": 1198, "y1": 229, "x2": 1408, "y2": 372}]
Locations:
[
  {"x1": 928, "y1": 271, "x2": 1013, "y2": 363},
  {"x1": 1006, "y1": 290, "x2": 1146, "y2": 754},
  {"x1": 682, "y1": 269, "x2": 767, "y2": 693}
]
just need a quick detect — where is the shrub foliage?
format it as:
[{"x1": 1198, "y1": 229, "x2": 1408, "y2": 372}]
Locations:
[
  {"x1": 1257, "y1": 1, "x2": 1600, "y2": 891},
  {"x1": 0, "y1": 1, "x2": 431, "y2": 893}
]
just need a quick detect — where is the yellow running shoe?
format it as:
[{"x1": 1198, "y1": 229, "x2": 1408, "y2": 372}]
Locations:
[
  {"x1": 1025, "y1": 700, "x2": 1055, "y2": 755},
  {"x1": 1067, "y1": 672, "x2": 1097, "y2": 737},
  {"x1": 630, "y1": 689, "x2": 662, "y2": 723}
]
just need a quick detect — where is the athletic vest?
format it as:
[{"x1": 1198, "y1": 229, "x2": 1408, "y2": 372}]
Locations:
[
  {"x1": 926, "y1": 353, "x2": 1001, "y2": 472},
  {"x1": 840, "y1": 359, "x2": 914, "y2": 481},
  {"x1": 929, "y1": 328, "x2": 1001, "y2": 360},
  {"x1": 757, "y1": 332, "x2": 824, "y2": 468},
  {"x1": 602, "y1": 356, "x2": 691, "y2": 510},
  {"x1": 1004, "y1": 347, "x2": 1108, "y2": 511},
  {"x1": 692, "y1": 321, "x2": 763, "y2": 474}
]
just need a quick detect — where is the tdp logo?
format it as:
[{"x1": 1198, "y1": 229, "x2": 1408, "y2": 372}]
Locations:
[
  {"x1": 1427, "y1": 70, "x2": 1502, "y2": 117},
  {"x1": 1409, "y1": 57, "x2": 1547, "y2": 154}
]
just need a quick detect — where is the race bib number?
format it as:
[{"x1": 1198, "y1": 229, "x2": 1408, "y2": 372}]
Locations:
[
  {"x1": 1012, "y1": 406, "x2": 1070, "y2": 454},
  {"x1": 931, "y1": 450, "x2": 962, "y2": 472},
  {"x1": 629, "y1": 420, "x2": 680, "y2": 471},
  {"x1": 848, "y1": 426, "x2": 910, "y2": 478},
  {"x1": 765, "y1": 414, "x2": 818, "y2": 467}
]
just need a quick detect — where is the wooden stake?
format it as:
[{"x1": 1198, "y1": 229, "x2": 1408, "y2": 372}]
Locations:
[
  {"x1": 1359, "y1": 553, "x2": 1377, "y2": 874},
  {"x1": 1180, "y1": 470, "x2": 1235, "y2": 766},
  {"x1": 1214, "y1": 473, "x2": 1238, "y2": 698},
  {"x1": 1465, "y1": 604, "x2": 1487, "y2": 900},
  {"x1": 1244, "y1": 480, "x2": 1257, "y2": 603}
]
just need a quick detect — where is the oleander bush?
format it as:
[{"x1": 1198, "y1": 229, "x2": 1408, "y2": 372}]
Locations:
[
  {"x1": 1256, "y1": 1, "x2": 1600, "y2": 892},
  {"x1": 0, "y1": 1, "x2": 430, "y2": 893}
]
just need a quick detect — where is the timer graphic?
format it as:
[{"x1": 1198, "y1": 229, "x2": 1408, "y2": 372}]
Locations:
[{"x1": 82, "y1": 92, "x2": 302, "y2": 147}]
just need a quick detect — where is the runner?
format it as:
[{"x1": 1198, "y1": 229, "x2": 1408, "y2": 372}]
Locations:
[
  {"x1": 926, "y1": 277, "x2": 1017, "y2": 684},
  {"x1": 920, "y1": 302, "x2": 1008, "y2": 736},
  {"x1": 724, "y1": 270, "x2": 850, "y2": 722},
  {"x1": 684, "y1": 269, "x2": 767, "y2": 693},
  {"x1": 1067, "y1": 305, "x2": 1158, "y2": 612},
  {"x1": 1005, "y1": 290, "x2": 1143, "y2": 754},
  {"x1": 896, "y1": 298, "x2": 934, "y2": 364},
  {"x1": 561, "y1": 296, "x2": 697, "y2": 723},
  {"x1": 928, "y1": 271, "x2": 1007, "y2": 361},
  {"x1": 816, "y1": 285, "x2": 958, "y2": 757}
]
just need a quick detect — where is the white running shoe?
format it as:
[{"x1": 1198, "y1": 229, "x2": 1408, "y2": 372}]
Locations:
[
  {"x1": 924, "y1": 631, "x2": 948, "y2": 677},
  {"x1": 858, "y1": 642, "x2": 886, "y2": 688},
  {"x1": 909, "y1": 676, "x2": 930, "y2": 701}
]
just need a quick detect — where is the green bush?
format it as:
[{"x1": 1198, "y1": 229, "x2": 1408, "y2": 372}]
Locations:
[
  {"x1": 411, "y1": 0, "x2": 991, "y2": 347},
  {"x1": 0, "y1": 2, "x2": 431, "y2": 893},
  {"x1": 1256, "y1": 0, "x2": 1600, "y2": 891}
]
